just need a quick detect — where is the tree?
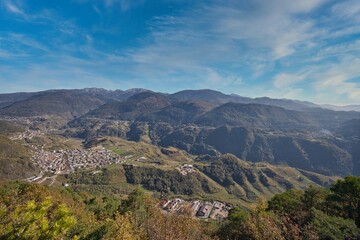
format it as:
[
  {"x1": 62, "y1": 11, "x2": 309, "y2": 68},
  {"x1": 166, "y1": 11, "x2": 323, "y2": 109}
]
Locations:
[
  {"x1": 328, "y1": 176, "x2": 360, "y2": 227},
  {"x1": 302, "y1": 185, "x2": 328, "y2": 211},
  {"x1": 0, "y1": 197, "x2": 76, "y2": 239},
  {"x1": 218, "y1": 199, "x2": 285, "y2": 240},
  {"x1": 111, "y1": 212, "x2": 141, "y2": 240},
  {"x1": 267, "y1": 189, "x2": 303, "y2": 215},
  {"x1": 311, "y1": 208, "x2": 359, "y2": 240}
]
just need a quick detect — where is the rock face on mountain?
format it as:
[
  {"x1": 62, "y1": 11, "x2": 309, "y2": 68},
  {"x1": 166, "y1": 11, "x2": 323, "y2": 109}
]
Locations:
[{"x1": 1, "y1": 88, "x2": 360, "y2": 177}]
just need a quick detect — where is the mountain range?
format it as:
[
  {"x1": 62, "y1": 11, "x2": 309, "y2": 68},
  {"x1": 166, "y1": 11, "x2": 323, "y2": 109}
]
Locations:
[{"x1": 0, "y1": 88, "x2": 360, "y2": 178}]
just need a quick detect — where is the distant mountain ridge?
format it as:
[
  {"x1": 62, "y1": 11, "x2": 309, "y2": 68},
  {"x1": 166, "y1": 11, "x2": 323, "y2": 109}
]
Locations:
[
  {"x1": 171, "y1": 89, "x2": 318, "y2": 111},
  {"x1": 0, "y1": 88, "x2": 152, "y2": 119},
  {"x1": 1, "y1": 88, "x2": 359, "y2": 114},
  {"x1": 0, "y1": 90, "x2": 104, "y2": 119}
]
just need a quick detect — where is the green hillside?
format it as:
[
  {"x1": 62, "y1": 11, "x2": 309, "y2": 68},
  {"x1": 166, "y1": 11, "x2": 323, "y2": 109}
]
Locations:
[
  {"x1": 0, "y1": 120, "x2": 24, "y2": 133},
  {"x1": 0, "y1": 135, "x2": 38, "y2": 180}
]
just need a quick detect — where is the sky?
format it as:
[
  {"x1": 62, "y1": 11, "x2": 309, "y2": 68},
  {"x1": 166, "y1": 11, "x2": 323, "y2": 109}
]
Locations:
[{"x1": 0, "y1": 0, "x2": 360, "y2": 105}]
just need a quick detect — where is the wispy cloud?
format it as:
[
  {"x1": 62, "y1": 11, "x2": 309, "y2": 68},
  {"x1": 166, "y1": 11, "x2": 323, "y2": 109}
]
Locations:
[
  {"x1": 1, "y1": 0, "x2": 71, "y2": 26},
  {"x1": 207, "y1": 0, "x2": 326, "y2": 59},
  {"x1": 8, "y1": 33, "x2": 49, "y2": 52},
  {"x1": 273, "y1": 72, "x2": 307, "y2": 88},
  {"x1": 101, "y1": 0, "x2": 146, "y2": 11},
  {"x1": 3, "y1": 0, "x2": 24, "y2": 15},
  {"x1": 270, "y1": 56, "x2": 360, "y2": 104},
  {"x1": 332, "y1": 0, "x2": 360, "y2": 22},
  {"x1": 312, "y1": 57, "x2": 360, "y2": 103}
]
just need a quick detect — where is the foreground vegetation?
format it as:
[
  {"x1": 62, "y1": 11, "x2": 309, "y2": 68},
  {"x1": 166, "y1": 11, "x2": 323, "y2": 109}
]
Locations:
[
  {"x1": 1, "y1": 176, "x2": 360, "y2": 239},
  {"x1": 220, "y1": 176, "x2": 360, "y2": 239},
  {"x1": 0, "y1": 182, "x2": 214, "y2": 240}
]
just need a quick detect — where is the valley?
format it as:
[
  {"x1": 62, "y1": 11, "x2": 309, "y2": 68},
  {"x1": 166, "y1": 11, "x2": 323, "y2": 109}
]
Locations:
[{"x1": 1, "y1": 88, "x2": 355, "y2": 207}]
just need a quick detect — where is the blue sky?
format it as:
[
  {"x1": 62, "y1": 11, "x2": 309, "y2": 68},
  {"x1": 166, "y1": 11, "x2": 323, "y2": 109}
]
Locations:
[{"x1": 0, "y1": 0, "x2": 360, "y2": 105}]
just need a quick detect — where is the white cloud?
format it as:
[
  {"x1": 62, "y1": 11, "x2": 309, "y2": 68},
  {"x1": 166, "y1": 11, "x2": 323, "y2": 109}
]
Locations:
[{"x1": 273, "y1": 73, "x2": 307, "y2": 88}]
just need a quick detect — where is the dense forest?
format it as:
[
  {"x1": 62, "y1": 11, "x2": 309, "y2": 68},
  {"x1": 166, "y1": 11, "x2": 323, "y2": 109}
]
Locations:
[{"x1": 1, "y1": 176, "x2": 360, "y2": 239}]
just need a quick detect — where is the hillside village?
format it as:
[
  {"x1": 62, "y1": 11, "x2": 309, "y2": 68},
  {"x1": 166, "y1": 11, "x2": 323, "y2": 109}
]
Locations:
[{"x1": 30, "y1": 147, "x2": 124, "y2": 174}]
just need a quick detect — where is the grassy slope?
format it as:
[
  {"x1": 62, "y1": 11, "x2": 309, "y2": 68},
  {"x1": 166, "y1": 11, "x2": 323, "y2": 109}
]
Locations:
[
  {"x1": 0, "y1": 120, "x2": 39, "y2": 179},
  {"x1": 0, "y1": 120, "x2": 24, "y2": 133},
  {"x1": 0, "y1": 135, "x2": 39, "y2": 180}
]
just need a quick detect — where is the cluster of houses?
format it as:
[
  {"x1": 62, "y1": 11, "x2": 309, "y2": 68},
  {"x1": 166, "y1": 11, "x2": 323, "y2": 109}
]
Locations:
[
  {"x1": 10, "y1": 130, "x2": 44, "y2": 140},
  {"x1": 31, "y1": 147, "x2": 124, "y2": 174},
  {"x1": 177, "y1": 164, "x2": 197, "y2": 175},
  {"x1": 160, "y1": 198, "x2": 231, "y2": 221}
]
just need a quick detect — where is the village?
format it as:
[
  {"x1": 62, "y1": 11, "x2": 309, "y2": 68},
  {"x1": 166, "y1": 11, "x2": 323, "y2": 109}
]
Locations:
[
  {"x1": 30, "y1": 147, "x2": 124, "y2": 175},
  {"x1": 160, "y1": 198, "x2": 231, "y2": 221}
]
